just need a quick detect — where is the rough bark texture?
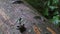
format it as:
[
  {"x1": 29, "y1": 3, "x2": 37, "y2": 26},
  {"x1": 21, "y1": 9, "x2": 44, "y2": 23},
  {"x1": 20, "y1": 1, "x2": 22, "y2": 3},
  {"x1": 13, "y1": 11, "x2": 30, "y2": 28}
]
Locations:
[{"x1": 0, "y1": 0, "x2": 60, "y2": 34}]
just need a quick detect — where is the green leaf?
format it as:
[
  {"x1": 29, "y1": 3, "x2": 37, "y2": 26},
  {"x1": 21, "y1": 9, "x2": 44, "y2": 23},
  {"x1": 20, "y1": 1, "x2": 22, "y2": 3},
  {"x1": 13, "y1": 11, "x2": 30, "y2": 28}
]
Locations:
[
  {"x1": 53, "y1": 11, "x2": 59, "y2": 15},
  {"x1": 47, "y1": 0, "x2": 50, "y2": 6},
  {"x1": 43, "y1": 8, "x2": 49, "y2": 16},
  {"x1": 44, "y1": 0, "x2": 50, "y2": 6},
  {"x1": 53, "y1": 0, "x2": 59, "y2": 4},
  {"x1": 52, "y1": 15, "x2": 59, "y2": 25},
  {"x1": 49, "y1": 6, "x2": 58, "y2": 10}
]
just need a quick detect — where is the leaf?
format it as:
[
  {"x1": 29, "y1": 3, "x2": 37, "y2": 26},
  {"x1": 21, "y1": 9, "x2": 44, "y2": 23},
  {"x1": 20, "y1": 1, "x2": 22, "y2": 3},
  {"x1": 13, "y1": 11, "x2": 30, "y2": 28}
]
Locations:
[
  {"x1": 53, "y1": 0, "x2": 59, "y2": 4},
  {"x1": 53, "y1": 11, "x2": 59, "y2": 16},
  {"x1": 49, "y1": 6, "x2": 58, "y2": 10},
  {"x1": 43, "y1": 8, "x2": 49, "y2": 16},
  {"x1": 52, "y1": 15, "x2": 59, "y2": 25},
  {"x1": 47, "y1": 0, "x2": 50, "y2": 6},
  {"x1": 44, "y1": 0, "x2": 50, "y2": 6}
]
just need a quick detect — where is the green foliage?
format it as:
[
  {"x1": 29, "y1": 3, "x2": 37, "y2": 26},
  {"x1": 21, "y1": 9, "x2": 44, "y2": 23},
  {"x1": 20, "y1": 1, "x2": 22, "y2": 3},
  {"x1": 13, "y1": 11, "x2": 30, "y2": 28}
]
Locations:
[
  {"x1": 25, "y1": 0, "x2": 60, "y2": 27},
  {"x1": 49, "y1": 6, "x2": 58, "y2": 10},
  {"x1": 43, "y1": 8, "x2": 49, "y2": 16},
  {"x1": 53, "y1": 0, "x2": 59, "y2": 4}
]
